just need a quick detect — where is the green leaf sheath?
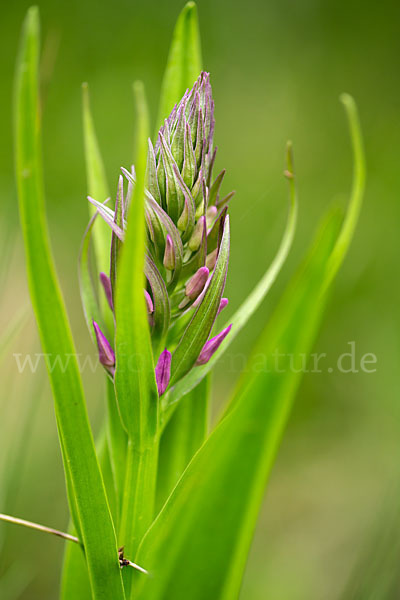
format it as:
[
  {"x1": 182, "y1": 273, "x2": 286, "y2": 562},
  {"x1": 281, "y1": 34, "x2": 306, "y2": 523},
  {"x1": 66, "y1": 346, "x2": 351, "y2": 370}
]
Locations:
[
  {"x1": 156, "y1": 375, "x2": 210, "y2": 511},
  {"x1": 115, "y1": 82, "x2": 158, "y2": 566},
  {"x1": 135, "y1": 98, "x2": 365, "y2": 600},
  {"x1": 14, "y1": 9, "x2": 125, "y2": 600},
  {"x1": 155, "y1": 2, "x2": 202, "y2": 134}
]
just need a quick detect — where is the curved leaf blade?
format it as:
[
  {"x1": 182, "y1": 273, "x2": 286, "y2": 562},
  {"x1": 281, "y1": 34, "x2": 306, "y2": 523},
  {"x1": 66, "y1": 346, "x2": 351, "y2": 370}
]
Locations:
[{"x1": 114, "y1": 83, "x2": 159, "y2": 566}]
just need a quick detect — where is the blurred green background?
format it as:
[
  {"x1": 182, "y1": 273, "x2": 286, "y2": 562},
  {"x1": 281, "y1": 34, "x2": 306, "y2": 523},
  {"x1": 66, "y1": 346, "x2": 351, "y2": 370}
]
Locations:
[{"x1": 1, "y1": 0, "x2": 399, "y2": 598}]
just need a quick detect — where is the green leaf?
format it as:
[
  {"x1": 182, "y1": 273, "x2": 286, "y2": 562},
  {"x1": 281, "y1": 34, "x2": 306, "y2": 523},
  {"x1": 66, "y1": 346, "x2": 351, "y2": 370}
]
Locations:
[
  {"x1": 155, "y1": 1, "x2": 202, "y2": 134},
  {"x1": 115, "y1": 82, "x2": 159, "y2": 563},
  {"x1": 14, "y1": 9, "x2": 125, "y2": 600},
  {"x1": 156, "y1": 375, "x2": 210, "y2": 511},
  {"x1": 135, "y1": 97, "x2": 365, "y2": 599},
  {"x1": 78, "y1": 213, "x2": 108, "y2": 342},
  {"x1": 61, "y1": 424, "x2": 123, "y2": 600},
  {"x1": 82, "y1": 82, "x2": 112, "y2": 277},
  {"x1": 114, "y1": 81, "x2": 157, "y2": 443},
  {"x1": 61, "y1": 539, "x2": 91, "y2": 600},
  {"x1": 169, "y1": 215, "x2": 230, "y2": 385},
  {"x1": 164, "y1": 143, "x2": 298, "y2": 415}
]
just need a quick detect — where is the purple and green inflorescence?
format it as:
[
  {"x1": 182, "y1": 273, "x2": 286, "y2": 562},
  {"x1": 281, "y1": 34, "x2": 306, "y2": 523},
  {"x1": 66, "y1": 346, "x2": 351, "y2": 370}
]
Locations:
[{"x1": 89, "y1": 72, "x2": 233, "y2": 396}]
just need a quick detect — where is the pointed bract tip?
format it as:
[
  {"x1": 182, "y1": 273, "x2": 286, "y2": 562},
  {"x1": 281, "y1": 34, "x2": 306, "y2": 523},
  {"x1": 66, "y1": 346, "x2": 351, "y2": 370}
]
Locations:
[
  {"x1": 155, "y1": 349, "x2": 172, "y2": 396},
  {"x1": 196, "y1": 324, "x2": 232, "y2": 365},
  {"x1": 93, "y1": 321, "x2": 115, "y2": 368}
]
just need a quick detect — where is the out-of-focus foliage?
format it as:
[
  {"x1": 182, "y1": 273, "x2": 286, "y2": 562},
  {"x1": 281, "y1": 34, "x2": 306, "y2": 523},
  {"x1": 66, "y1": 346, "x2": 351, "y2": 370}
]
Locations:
[{"x1": 1, "y1": 0, "x2": 399, "y2": 598}]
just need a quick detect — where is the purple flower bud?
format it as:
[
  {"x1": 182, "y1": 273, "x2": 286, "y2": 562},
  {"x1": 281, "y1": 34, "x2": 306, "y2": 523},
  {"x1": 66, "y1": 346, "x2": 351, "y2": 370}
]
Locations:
[
  {"x1": 155, "y1": 348, "x2": 172, "y2": 396},
  {"x1": 99, "y1": 272, "x2": 113, "y2": 310},
  {"x1": 217, "y1": 298, "x2": 229, "y2": 315},
  {"x1": 144, "y1": 289, "x2": 154, "y2": 314},
  {"x1": 188, "y1": 215, "x2": 206, "y2": 251},
  {"x1": 185, "y1": 266, "x2": 209, "y2": 300},
  {"x1": 93, "y1": 321, "x2": 115, "y2": 371},
  {"x1": 196, "y1": 324, "x2": 232, "y2": 365},
  {"x1": 163, "y1": 234, "x2": 176, "y2": 271}
]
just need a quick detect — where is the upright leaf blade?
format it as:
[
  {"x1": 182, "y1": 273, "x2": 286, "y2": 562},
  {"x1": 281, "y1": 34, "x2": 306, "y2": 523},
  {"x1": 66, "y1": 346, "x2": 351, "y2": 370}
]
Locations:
[
  {"x1": 114, "y1": 83, "x2": 159, "y2": 567},
  {"x1": 114, "y1": 81, "x2": 157, "y2": 443},
  {"x1": 156, "y1": 1, "x2": 202, "y2": 133},
  {"x1": 82, "y1": 82, "x2": 112, "y2": 277},
  {"x1": 14, "y1": 9, "x2": 125, "y2": 600}
]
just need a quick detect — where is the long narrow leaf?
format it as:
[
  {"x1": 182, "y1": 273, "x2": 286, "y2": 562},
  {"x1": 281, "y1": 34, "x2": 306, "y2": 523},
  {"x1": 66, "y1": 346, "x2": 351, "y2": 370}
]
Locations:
[
  {"x1": 115, "y1": 83, "x2": 159, "y2": 565},
  {"x1": 82, "y1": 82, "x2": 111, "y2": 277},
  {"x1": 14, "y1": 9, "x2": 125, "y2": 600},
  {"x1": 155, "y1": 1, "x2": 202, "y2": 134}
]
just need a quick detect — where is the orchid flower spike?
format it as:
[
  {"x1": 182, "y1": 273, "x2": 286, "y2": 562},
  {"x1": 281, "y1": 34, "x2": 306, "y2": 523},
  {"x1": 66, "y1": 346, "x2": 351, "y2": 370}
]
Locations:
[{"x1": 86, "y1": 72, "x2": 233, "y2": 387}]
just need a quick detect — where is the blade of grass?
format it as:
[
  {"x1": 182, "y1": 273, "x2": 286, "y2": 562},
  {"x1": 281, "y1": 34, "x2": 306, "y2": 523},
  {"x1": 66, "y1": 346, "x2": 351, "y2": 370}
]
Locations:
[
  {"x1": 115, "y1": 82, "x2": 158, "y2": 574},
  {"x1": 135, "y1": 97, "x2": 365, "y2": 599},
  {"x1": 155, "y1": 1, "x2": 202, "y2": 134},
  {"x1": 14, "y1": 8, "x2": 125, "y2": 599},
  {"x1": 82, "y1": 82, "x2": 111, "y2": 277}
]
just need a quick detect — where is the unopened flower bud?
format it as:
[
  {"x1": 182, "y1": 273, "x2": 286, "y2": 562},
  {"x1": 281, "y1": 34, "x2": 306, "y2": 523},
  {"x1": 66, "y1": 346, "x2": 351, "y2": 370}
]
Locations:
[
  {"x1": 163, "y1": 234, "x2": 176, "y2": 271},
  {"x1": 99, "y1": 272, "x2": 113, "y2": 310},
  {"x1": 217, "y1": 298, "x2": 229, "y2": 316},
  {"x1": 206, "y1": 205, "x2": 217, "y2": 229},
  {"x1": 185, "y1": 266, "x2": 209, "y2": 300},
  {"x1": 177, "y1": 201, "x2": 189, "y2": 232},
  {"x1": 196, "y1": 324, "x2": 232, "y2": 365},
  {"x1": 188, "y1": 215, "x2": 206, "y2": 252},
  {"x1": 93, "y1": 321, "x2": 115, "y2": 372},
  {"x1": 205, "y1": 248, "x2": 218, "y2": 271},
  {"x1": 144, "y1": 290, "x2": 154, "y2": 314},
  {"x1": 155, "y1": 348, "x2": 172, "y2": 396}
]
